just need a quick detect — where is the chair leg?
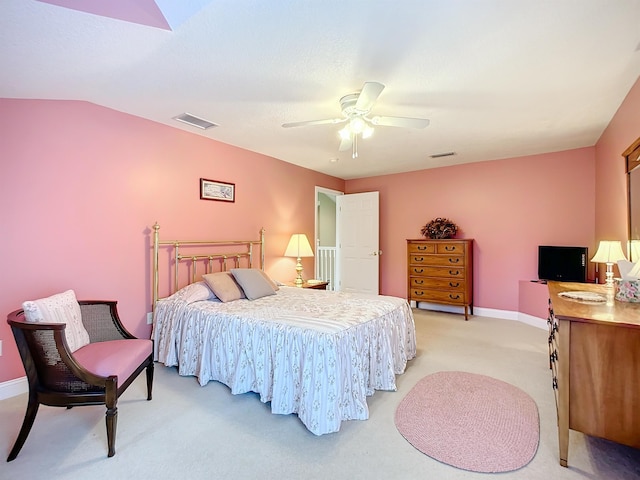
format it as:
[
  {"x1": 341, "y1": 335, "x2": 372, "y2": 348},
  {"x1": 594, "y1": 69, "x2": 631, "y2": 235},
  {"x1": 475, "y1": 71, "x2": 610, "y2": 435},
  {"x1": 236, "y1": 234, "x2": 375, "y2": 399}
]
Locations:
[
  {"x1": 7, "y1": 394, "x2": 39, "y2": 461},
  {"x1": 105, "y1": 406, "x2": 118, "y2": 458},
  {"x1": 146, "y1": 362, "x2": 154, "y2": 401},
  {"x1": 105, "y1": 378, "x2": 118, "y2": 458}
]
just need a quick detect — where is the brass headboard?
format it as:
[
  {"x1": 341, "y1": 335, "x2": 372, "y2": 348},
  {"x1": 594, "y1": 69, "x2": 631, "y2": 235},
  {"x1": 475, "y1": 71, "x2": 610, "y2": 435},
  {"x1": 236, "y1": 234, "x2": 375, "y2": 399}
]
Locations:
[{"x1": 152, "y1": 223, "x2": 265, "y2": 311}]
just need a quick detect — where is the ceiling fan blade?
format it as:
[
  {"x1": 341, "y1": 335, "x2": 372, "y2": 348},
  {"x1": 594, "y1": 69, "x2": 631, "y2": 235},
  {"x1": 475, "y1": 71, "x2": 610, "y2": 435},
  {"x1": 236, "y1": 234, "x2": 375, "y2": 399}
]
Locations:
[
  {"x1": 370, "y1": 115, "x2": 430, "y2": 129},
  {"x1": 282, "y1": 118, "x2": 345, "y2": 128},
  {"x1": 354, "y1": 82, "x2": 385, "y2": 112},
  {"x1": 338, "y1": 137, "x2": 352, "y2": 152}
]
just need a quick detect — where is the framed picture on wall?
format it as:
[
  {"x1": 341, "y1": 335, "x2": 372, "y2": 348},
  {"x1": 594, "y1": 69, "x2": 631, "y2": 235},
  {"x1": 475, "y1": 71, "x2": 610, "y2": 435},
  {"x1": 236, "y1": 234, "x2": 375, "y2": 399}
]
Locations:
[{"x1": 200, "y1": 178, "x2": 235, "y2": 202}]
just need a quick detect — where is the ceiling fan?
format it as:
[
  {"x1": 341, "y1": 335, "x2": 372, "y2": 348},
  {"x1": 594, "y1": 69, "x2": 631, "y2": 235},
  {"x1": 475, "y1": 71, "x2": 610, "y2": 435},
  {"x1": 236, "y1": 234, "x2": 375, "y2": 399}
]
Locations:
[{"x1": 282, "y1": 82, "x2": 430, "y2": 158}]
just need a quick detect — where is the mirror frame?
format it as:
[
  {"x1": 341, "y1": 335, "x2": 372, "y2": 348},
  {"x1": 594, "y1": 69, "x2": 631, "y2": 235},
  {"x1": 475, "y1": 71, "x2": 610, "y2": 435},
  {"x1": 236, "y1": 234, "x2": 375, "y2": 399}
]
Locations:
[{"x1": 623, "y1": 137, "x2": 640, "y2": 261}]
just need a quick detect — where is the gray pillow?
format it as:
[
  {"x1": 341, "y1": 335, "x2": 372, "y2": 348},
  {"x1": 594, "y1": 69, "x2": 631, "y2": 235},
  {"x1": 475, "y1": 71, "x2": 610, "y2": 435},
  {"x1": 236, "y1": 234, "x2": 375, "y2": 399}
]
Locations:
[
  {"x1": 230, "y1": 268, "x2": 277, "y2": 300},
  {"x1": 202, "y1": 272, "x2": 246, "y2": 302}
]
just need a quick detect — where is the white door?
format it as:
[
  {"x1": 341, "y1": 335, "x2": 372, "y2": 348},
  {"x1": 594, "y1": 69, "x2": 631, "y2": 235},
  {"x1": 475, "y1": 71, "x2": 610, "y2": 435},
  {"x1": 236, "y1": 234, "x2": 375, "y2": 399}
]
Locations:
[{"x1": 336, "y1": 191, "x2": 380, "y2": 294}]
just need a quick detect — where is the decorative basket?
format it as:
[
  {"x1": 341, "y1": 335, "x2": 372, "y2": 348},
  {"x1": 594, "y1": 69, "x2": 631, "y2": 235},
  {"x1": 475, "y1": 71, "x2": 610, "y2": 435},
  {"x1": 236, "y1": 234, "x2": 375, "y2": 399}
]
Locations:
[
  {"x1": 615, "y1": 279, "x2": 640, "y2": 303},
  {"x1": 421, "y1": 218, "x2": 458, "y2": 239}
]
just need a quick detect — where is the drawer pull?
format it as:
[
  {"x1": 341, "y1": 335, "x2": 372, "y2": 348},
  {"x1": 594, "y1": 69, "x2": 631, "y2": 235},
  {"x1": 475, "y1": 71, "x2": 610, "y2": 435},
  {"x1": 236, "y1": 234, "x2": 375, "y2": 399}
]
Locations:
[
  {"x1": 448, "y1": 258, "x2": 460, "y2": 264},
  {"x1": 445, "y1": 246, "x2": 456, "y2": 251},
  {"x1": 448, "y1": 294, "x2": 461, "y2": 300},
  {"x1": 414, "y1": 268, "x2": 424, "y2": 274},
  {"x1": 417, "y1": 245, "x2": 427, "y2": 251},
  {"x1": 415, "y1": 257, "x2": 424, "y2": 262},
  {"x1": 413, "y1": 291, "x2": 424, "y2": 296},
  {"x1": 449, "y1": 270, "x2": 461, "y2": 276},
  {"x1": 415, "y1": 279, "x2": 424, "y2": 284},
  {"x1": 449, "y1": 282, "x2": 460, "y2": 287}
]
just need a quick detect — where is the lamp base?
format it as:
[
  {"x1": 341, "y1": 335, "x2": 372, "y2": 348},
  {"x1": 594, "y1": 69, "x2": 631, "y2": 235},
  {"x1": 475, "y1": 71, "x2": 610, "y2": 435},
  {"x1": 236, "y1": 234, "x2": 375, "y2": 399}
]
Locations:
[
  {"x1": 604, "y1": 266, "x2": 615, "y2": 288},
  {"x1": 294, "y1": 257, "x2": 304, "y2": 287}
]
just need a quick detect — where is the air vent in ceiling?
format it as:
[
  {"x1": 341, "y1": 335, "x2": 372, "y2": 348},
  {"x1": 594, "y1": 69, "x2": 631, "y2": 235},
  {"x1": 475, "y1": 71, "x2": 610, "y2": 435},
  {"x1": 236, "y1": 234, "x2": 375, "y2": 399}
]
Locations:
[
  {"x1": 429, "y1": 151, "x2": 456, "y2": 159},
  {"x1": 173, "y1": 113, "x2": 218, "y2": 130}
]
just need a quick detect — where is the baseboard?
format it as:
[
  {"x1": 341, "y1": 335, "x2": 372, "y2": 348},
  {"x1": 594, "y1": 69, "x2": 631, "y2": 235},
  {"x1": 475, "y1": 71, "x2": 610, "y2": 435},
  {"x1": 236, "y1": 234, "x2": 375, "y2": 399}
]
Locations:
[
  {"x1": 415, "y1": 301, "x2": 468, "y2": 316},
  {"x1": 0, "y1": 376, "x2": 27, "y2": 400},
  {"x1": 416, "y1": 303, "x2": 547, "y2": 330},
  {"x1": 516, "y1": 312, "x2": 548, "y2": 330},
  {"x1": 472, "y1": 306, "x2": 517, "y2": 320}
]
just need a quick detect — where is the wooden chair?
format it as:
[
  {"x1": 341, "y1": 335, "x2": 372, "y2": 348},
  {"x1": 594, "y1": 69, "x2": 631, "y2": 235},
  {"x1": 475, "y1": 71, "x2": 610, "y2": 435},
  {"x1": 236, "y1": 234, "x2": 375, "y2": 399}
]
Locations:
[{"x1": 6, "y1": 300, "x2": 154, "y2": 461}]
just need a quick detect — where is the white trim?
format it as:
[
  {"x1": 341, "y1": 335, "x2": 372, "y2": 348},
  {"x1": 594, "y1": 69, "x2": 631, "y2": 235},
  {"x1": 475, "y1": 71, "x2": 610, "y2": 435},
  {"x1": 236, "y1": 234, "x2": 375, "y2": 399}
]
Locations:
[
  {"x1": 416, "y1": 303, "x2": 547, "y2": 330},
  {"x1": 468, "y1": 306, "x2": 517, "y2": 320},
  {"x1": 416, "y1": 301, "x2": 467, "y2": 316},
  {"x1": 0, "y1": 376, "x2": 27, "y2": 400},
  {"x1": 517, "y1": 312, "x2": 548, "y2": 330}
]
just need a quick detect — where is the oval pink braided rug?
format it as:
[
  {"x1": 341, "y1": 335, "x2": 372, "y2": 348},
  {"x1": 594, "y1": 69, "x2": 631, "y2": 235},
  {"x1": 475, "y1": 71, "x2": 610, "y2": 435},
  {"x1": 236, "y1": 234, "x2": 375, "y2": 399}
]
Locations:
[{"x1": 395, "y1": 371, "x2": 539, "y2": 473}]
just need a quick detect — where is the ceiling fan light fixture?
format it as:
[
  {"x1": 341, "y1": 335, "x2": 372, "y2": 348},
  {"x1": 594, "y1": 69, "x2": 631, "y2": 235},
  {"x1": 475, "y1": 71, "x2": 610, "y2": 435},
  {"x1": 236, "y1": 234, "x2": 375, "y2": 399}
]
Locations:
[
  {"x1": 281, "y1": 81, "x2": 429, "y2": 159},
  {"x1": 349, "y1": 117, "x2": 366, "y2": 134},
  {"x1": 338, "y1": 127, "x2": 351, "y2": 140}
]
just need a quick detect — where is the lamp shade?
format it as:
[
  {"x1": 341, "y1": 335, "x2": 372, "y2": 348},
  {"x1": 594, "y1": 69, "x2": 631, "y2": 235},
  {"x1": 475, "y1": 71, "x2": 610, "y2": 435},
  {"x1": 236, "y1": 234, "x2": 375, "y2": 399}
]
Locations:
[
  {"x1": 591, "y1": 241, "x2": 627, "y2": 263},
  {"x1": 284, "y1": 234, "x2": 314, "y2": 258}
]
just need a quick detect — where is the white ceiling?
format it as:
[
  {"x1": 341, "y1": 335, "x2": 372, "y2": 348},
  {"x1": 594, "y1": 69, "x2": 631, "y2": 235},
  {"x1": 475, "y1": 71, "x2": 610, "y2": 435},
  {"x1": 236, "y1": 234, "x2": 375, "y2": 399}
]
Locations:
[{"x1": 2, "y1": 1, "x2": 640, "y2": 180}]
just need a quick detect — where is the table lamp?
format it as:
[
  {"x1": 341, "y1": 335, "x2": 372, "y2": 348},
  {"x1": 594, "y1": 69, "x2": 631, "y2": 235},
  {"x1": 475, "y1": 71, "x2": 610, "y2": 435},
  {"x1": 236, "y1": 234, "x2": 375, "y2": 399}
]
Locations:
[
  {"x1": 591, "y1": 240, "x2": 627, "y2": 287},
  {"x1": 284, "y1": 233, "x2": 314, "y2": 286}
]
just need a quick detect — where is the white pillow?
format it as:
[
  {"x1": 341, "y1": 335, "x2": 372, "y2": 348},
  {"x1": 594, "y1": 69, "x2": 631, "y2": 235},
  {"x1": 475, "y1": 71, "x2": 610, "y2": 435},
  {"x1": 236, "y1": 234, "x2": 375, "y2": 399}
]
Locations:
[
  {"x1": 230, "y1": 268, "x2": 277, "y2": 300},
  {"x1": 22, "y1": 290, "x2": 90, "y2": 352},
  {"x1": 173, "y1": 281, "x2": 218, "y2": 303}
]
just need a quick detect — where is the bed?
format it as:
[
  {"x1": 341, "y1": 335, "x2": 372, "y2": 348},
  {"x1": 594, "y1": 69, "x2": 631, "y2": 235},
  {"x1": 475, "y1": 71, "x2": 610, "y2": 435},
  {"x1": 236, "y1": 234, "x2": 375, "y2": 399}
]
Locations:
[{"x1": 151, "y1": 224, "x2": 416, "y2": 435}]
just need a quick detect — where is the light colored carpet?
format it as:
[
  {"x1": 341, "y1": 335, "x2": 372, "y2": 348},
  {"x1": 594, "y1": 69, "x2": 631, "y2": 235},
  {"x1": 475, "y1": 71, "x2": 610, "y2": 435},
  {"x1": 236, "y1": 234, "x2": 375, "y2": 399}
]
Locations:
[
  {"x1": 1, "y1": 309, "x2": 640, "y2": 480},
  {"x1": 395, "y1": 371, "x2": 539, "y2": 473}
]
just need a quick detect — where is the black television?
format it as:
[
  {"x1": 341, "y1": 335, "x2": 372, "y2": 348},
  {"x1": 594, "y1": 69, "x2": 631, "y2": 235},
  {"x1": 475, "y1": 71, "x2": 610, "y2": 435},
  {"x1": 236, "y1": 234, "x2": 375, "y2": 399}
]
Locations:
[{"x1": 538, "y1": 245, "x2": 588, "y2": 283}]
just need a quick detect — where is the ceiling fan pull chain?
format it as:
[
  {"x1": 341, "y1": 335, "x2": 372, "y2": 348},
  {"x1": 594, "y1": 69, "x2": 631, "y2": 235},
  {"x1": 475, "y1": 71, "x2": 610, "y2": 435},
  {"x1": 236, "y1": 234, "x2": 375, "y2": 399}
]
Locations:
[{"x1": 353, "y1": 134, "x2": 358, "y2": 158}]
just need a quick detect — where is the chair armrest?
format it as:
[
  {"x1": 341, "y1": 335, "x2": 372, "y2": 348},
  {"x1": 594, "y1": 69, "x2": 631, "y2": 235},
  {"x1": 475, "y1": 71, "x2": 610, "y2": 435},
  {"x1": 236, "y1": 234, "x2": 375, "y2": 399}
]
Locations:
[
  {"x1": 7, "y1": 313, "x2": 114, "y2": 394},
  {"x1": 79, "y1": 301, "x2": 136, "y2": 342}
]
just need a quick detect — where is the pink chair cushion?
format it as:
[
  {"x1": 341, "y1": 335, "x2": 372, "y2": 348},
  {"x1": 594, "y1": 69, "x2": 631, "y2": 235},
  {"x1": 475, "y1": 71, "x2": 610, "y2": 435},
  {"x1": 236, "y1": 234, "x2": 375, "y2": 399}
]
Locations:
[{"x1": 73, "y1": 339, "x2": 152, "y2": 383}]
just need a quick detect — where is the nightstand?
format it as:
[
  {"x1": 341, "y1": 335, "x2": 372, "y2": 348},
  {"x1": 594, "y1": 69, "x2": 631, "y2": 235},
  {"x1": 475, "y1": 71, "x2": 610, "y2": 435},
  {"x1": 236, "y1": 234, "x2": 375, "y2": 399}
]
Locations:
[{"x1": 284, "y1": 281, "x2": 329, "y2": 290}]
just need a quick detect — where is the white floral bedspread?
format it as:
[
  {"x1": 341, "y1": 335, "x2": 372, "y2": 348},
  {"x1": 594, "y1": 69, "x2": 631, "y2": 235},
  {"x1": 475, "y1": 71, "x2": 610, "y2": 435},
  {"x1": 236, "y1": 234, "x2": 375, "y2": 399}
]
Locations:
[{"x1": 153, "y1": 286, "x2": 416, "y2": 435}]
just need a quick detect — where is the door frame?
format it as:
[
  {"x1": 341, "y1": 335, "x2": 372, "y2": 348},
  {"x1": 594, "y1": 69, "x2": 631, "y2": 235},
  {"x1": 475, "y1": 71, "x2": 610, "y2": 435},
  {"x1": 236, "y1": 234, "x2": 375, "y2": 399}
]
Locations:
[{"x1": 314, "y1": 186, "x2": 343, "y2": 285}]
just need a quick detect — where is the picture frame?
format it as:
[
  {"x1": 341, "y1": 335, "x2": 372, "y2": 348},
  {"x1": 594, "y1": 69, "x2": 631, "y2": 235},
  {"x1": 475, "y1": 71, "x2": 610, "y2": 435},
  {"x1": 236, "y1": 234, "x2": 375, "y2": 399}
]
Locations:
[{"x1": 200, "y1": 178, "x2": 235, "y2": 202}]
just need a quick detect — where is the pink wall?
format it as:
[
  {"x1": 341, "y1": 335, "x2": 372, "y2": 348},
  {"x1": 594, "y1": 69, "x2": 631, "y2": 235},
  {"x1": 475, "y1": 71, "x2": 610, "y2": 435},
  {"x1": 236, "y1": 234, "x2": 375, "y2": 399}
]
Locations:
[
  {"x1": 0, "y1": 99, "x2": 344, "y2": 383},
  {"x1": 594, "y1": 76, "x2": 640, "y2": 253},
  {"x1": 345, "y1": 148, "x2": 596, "y2": 311}
]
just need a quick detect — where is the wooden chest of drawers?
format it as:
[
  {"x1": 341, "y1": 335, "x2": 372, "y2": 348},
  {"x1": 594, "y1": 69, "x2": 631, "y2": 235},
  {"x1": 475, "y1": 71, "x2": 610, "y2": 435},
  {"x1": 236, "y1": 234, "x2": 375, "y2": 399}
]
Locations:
[{"x1": 407, "y1": 239, "x2": 474, "y2": 320}]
